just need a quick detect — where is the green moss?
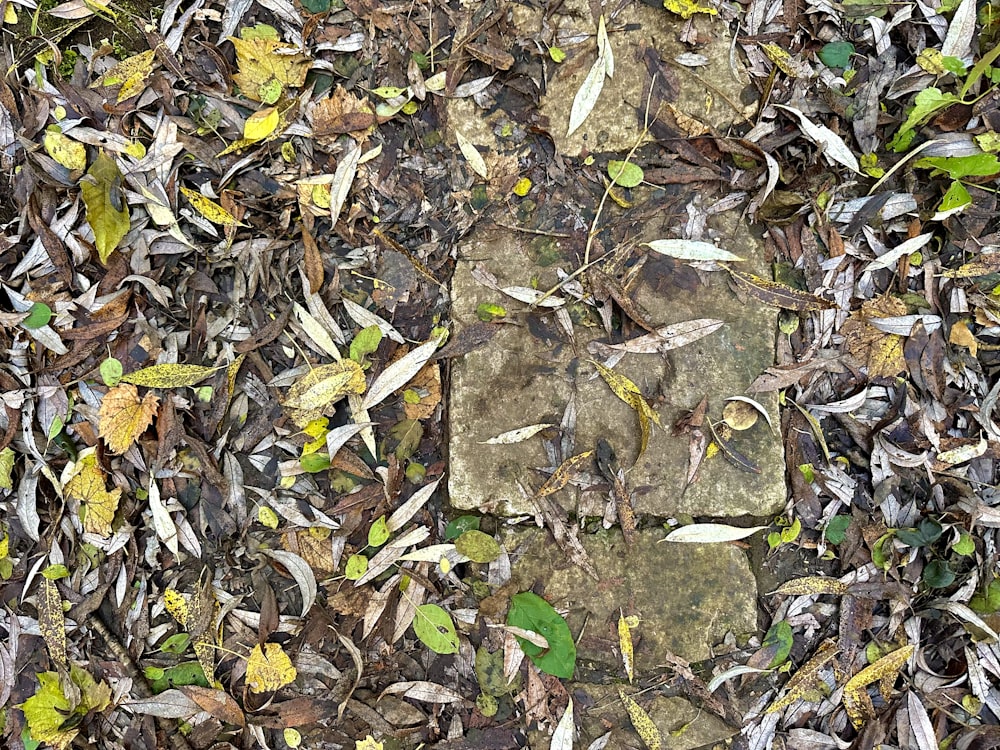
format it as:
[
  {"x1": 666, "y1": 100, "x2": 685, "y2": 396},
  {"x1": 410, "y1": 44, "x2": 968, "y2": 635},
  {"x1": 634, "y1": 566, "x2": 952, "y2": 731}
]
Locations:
[{"x1": 57, "y1": 48, "x2": 78, "y2": 79}]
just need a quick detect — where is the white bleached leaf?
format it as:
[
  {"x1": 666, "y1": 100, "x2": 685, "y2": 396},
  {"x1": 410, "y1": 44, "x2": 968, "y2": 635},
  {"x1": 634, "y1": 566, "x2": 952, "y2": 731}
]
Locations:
[
  {"x1": 480, "y1": 423, "x2": 555, "y2": 445},
  {"x1": 455, "y1": 130, "x2": 488, "y2": 178},
  {"x1": 907, "y1": 691, "x2": 938, "y2": 750},
  {"x1": 707, "y1": 665, "x2": 770, "y2": 693},
  {"x1": 868, "y1": 314, "x2": 942, "y2": 335},
  {"x1": 342, "y1": 298, "x2": 405, "y2": 344},
  {"x1": 501, "y1": 286, "x2": 565, "y2": 307},
  {"x1": 148, "y1": 479, "x2": 179, "y2": 555},
  {"x1": 330, "y1": 142, "x2": 360, "y2": 224},
  {"x1": 774, "y1": 104, "x2": 860, "y2": 173},
  {"x1": 387, "y1": 476, "x2": 443, "y2": 532},
  {"x1": 326, "y1": 421, "x2": 375, "y2": 458},
  {"x1": 567, "y1": 16, "x2": 612, "y2": 136},
  {"x1": 551, "y1": 699, "x2": 575, "y2": 750},
  {"x1": 942, "y1": 0, "x2": 976, "y2": 62},
  {"x1": 644, "y1": 239, "x2": 744, "y2": 262},
  {"x1": 263, "y1": 549, "x2": 317, "y2": 617},
  {"x1": 361, "y1": 334, "x2": 444, "y2": 410},
  {"x1": 127, "y1": 689, "x2": 200, "y2": 718},
  {"x1": 864, "y1": 232, "x2": 933, "y2": 272},
  {"x1": 591, "y1": 319, "x2": 724, "y2": 355},
  {"x1": 936, "y1": 437, "x2": 988, "y2": 465},
  {"x1": 663, "y1": 523, "x2": 768, "y2": 543},
  {"x1": 294, "y1": 302, "x2": 342, "y2": 359},
  {"x1": 381, "y1": 680, "x2": 466, "y2": 704},
  {"x1": 725, "y1": 396, "x2": 774, "y2": 431}
]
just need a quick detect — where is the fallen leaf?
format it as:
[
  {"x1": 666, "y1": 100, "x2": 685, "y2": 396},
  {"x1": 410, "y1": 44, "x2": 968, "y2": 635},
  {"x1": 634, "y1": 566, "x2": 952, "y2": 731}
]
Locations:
[
  {"x1": 98, "y1": 383, "x2": 159, "y2": 454},
  {"x1": 456, "y1": 130, "x2": 488, "y2": 178},
  {"x1": 361, "y1": 333, "x2": 444, "y2": 410},
  {"x1": 43, "y1": 129, "x2": 86, "y2": 171},
  {"x1": 590, "y1": 361, "x2": 661, "y2": 460},
  {"x1": 619, "y1": 612, "x2": 634, "y2": 682},
  {"x1": 480, "y1": 423, "x2": 554, "y2": 444},
  {"x1": 244, "y1": 106, "x2": 281, "y2": 141},
  {"x1": 283, "y1": 360, "x2": 367, "y2": 427},
  {"x1": 535, "y1": 451, "x2": 594, "y2": 498},
  {"x1": 729, "y1": 269, "x2": 835, "y2": 311},
  {"x1": 91, "y1": 49, "x2": 156, "y2": 102},
  {"x1": 567, "y1": 15, "x2": 613, "y2": 137},
  {"x1": 644, "y1": 239, "x2": 744, "y2": 262},
  {"x1": 842, "y1": 644, "x2": 913, "y2": 729},
  {"x1": 663, "y1": 523, "x2": 767, "y2": 543},
  {"x1": 228, "y1": 35, "x2": 311, "y2": 103},
  {"x1": 38, "y1": 579, "x2": 67, "y2": 668},
  {"x1": 122, "y1": 363, "x2": 221, "y2": 388},
  {"x1": 246, "y1": 642, "x2": 298, "y2": 693},
  {"x1": 842, "y1": 297, "x2": 907, "y2": 377},
  {"x1": 662, "y1": 0, "x2": 718, "y2": 19},
  {"x1": 619, "y1": 688, "x2": 662, "y2": 750},
  {"x1": 64, "y1": 452, "x2": 122, "y2": 536},
  {"x1": 81, "y1": 151, "x2": 130, "y2": 264},
  {"x1": 180, "y1": 186, "x2": 246, "y2": 227}
]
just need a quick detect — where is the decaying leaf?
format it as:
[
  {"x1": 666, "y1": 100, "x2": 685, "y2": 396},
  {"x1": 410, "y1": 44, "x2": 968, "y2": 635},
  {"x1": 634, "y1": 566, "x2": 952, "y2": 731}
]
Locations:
[
  {"x1": 663, "y1": 0, "x2": 718, "y2": 19},
  {"x1": 228, "y1": 34, "x2": 311, "y2": 103},
  {"x1": 81, "y1": 150, "x2": 130, "y2": 264},
  {"x1": 842, "y1": 644, "x2": 914, "y2": 729},
  {"x1": 91, "y1": 49, "x2": 156, "y2": 102},
  {"x1": 98, "y1": 383, "x2": 159, "y2": 454},
  {"x1": 619, "y1": 688, "x2": 662, "y2": 750},
  {"x1": 841, "y1": 297, "x2": 907, "y2": 378},
  {"x1": 535, "y1": 451, "x2": 594, "y2": 498},
  {"x1": 122, "y1": 363, "x2": 221, "y2": 388},
  {"x1": 180, "y1": 187, "x2": 246, "y2": 227},
  {"x1": 283, "y1": 360, "x2": 367, "y2": 427},
  {"x1": 43, "y1": 130, "x2": 86, "y2": 172},
  {"x1": 246, "y1": 642, "x2": 298, "y2": 693},
  {"x1": 773, "y1": 576, "x2": 849, "y2": 596},
  {"x1": 728, "y1": 269, "x2": 835, "y2": 312},
  {"x1": 590, "y1": 361, "x2": 661, "y2": 460},
  {"x1": 619, "y1": 611, "x2": 635, "y2": 682},
  {"x1": 64, "y1": 452, "x2": 122, "y2": 535},
  {"x1": 38, "y1": 579, "x2": 67, "y2": 668},
  {"x1": 766, "y1": 640, "x2": 839, "y2": 714}
]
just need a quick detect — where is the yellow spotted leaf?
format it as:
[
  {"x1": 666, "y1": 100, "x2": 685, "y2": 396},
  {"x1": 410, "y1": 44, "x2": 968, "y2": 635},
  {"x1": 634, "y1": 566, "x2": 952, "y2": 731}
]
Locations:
[
  {"x1": 591, "y1": 361, "x2": 661, "y2": 461},
  {"x1": 773, "y1": 576, "x2": 848, "y2": 596},
  {"x1": 662, "y1": 0, "x2": 717, "y2": 18},
  {"x1": 535, "y1": 450, "x2": 594, "y2": 498},
  {"x1": 38, "y1": 579, "x2": 68, "y2": 668},
  {"x1": 728, "y1": 269, "x2": 835, "y2": 312},
  {"x1": 246, "y1": 642, "x2": 297, "y2": 693},
  {"x1": 842, "y1": 644, "x2": 914, "y2": 729},
  {"x1": 98, "y1": 383, "x2": 159, "y2": 454},
  {"x1": 619, "y1": 611, "x2": 634, "y2": 683},
  {"x1": 619, "y1": 688, "x2": 662, "y2": 750},
  {"x1": 20, "y1": 672, "x2": 78, "y2": 750},
  {"x1": 228, "y1": 35, "x2": 310, "y2": 103},
  {"x1": 180, "y1": 186, "x2": 246, "y2": 227},
  {"x1": 283, "y1": 360, "x2": 367, "y2": 428},
  {"x1": 91, "y1": 49, "x2": 156, "y2": 102},
  {"x1": 81, "y1": 150, "x2": 130, "y2": 264},
  {"x1": 244, "y1": 106, "x2": 281, "y2": 141},
  {"x1": 767, "y1": 640, "x2": 838, "y2": 714},
  {"x1": 164, "y1": 588, "x2": 189, "y2": 626},
  {"x1": 356, "y1": 737, "x2": 383, "y2": 750},
  {"x1": 64, "y1": 453, "x2": 122, "y2": 536},
  {"x1": 121, "y1": 363, "x2": 221, "y2": 388},
  {"x1": 841, "y1": 297, "x2": 907, "y2": 378},
  {"x1": 43, "y1": 130, "x2": 86, "y2": 171}
]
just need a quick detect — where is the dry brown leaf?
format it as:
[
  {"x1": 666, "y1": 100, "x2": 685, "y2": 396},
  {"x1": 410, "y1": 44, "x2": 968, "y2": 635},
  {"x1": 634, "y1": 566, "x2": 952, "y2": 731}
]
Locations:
[
  {"x1": 402, "y1": 363, "x2": 442, "y2": 420},
  {"x1": 535, "y1": 451, "x2": 594, "y2": 498},
  {"x1": 842, "y1": 297, "x2": 907, "y2": 378},
  {"x1": 98, "y1": 383, "x2": 159, "y2": 454}
]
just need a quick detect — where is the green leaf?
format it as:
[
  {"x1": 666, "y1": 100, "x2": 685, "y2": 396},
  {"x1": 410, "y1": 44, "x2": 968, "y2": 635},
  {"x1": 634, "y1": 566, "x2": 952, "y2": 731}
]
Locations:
[
  {"x1": 41, "y1": 564, "x2": 69, "y2": 580},
  {"x1": 507, "y1": 592, "x2": 576, "y2": 679},
  {"x1": 81, "y1": 151, "x2": 130, "y2": 264},
  {"x1": 916, "y1": 154, "x2": 1000, "y2": 179},
  {"x1": 368, "y1": 515, "x2": 390, "y2": 547},
  {"x1": 21, "y1": 672, "x2": 74, "y2": 748},
  {"x1": 762, "y1": 620, "x2": 793, "y2": 668},
  {"x1": 953, "y1": 532, "x2": 975, "y2": 556},
  {"x1": 159, "y1": 633, "x2": 191, "y2": 654},
  {"x1": 607, "y1": 160, "x2": 643, "y2": 188},
  {"x1": 299, "y1": 0, "x2": 331, "y2": 11},
  {"x1": 299, "y1": 453, "x2": 331, "y2": 473},
  {"x1": 939, "y1": 180, "x2": 972, "y2": 213},
  {"x1": 549, "y1": 46, "x2": 566, "y2": 63},
  {"x1": 454, "y1": 530, "x2": 502, "y2": 563},
  {"x1": 350, "y1": 325, "x2": 383, "y2": 364},
  {"x1": 22, "y1": 302, "x2": 52, "y2": 330},
  {"x1": 0, "y1": 446, "x2": 14, "y2": 491},
  {"x1": 923, "y1": 560, "x2": 956, "y2": 588},
  {"x1": 895, "y1": 518, "x2": 942, "y2": 547},
  {"x1": 824, "y1": 515, "x2": 851, "y2": 545},
  {"x1": 390, "y1": 418, "x2": 423, "y2": 461},
  {"x1": 818, "y1": 41, "x2": 855, "y2": 68},
  {"x1": 149, "y1": 661, "x2": 211, "y2": 693},
  {"x1": 445, "y1": 515, "x2": 480, "y2": 540},
  {"x1": 345, "y1": 554, "x2": 368, "y2": 580},
  {"x1": 412, "y1": 603, "x2": 459, "y2": 654},
  {"x1": 476, "y1": 302, "x2": 506, "y2": 322},
  {"x1": 888, "y1": 88, "x2": 963, "y2": 152},
  {"x1": 100, "y1": 357, "x2": 123, "y2": 387}
]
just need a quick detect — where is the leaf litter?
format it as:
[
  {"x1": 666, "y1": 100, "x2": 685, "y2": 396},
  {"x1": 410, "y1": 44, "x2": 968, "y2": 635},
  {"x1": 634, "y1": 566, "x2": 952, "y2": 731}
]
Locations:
[{"x1": 3, "y1": 0, "x2": 1000, "y2": 746}]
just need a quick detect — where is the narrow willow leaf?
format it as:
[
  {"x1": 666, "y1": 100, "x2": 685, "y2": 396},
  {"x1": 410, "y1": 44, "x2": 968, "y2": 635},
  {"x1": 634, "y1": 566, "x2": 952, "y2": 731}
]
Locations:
[
  {"x1": 567, "y1": 15, "x2": 611, "y2": 136},
  {"x1": 456, "y1": 130, "x2": 488, "y2": 178},
  {"x1": 766, "y1": 640, "x2": 838, "y2": 713},
  {"x1": 361, "y1": 334, "x2": 444, "y2": 410},
  {"x1": 535, "y1": 451, "x2": 594, "y2": 498},
  {"x1": 180, "y1": 186, "x2": 245, "y2": 227},
  {"x1": 551, "y1": 700, "x2": 574, "y2": 750},
  {"x1": 122, "y1": 363, "x2": 221, "y2": 388},
  {"x1": 81, "y1": 150, "x2": 130, "y2": 264},
  {"x1": 619, "y1": 689, "x2": 662, "y2": 750},
  {"x1": 664, "y1": 523, "x2": 767, "y2": 543},
  {"x1": 39, "y1": 578, "x2": 68, "y2": 668},
  {"x1": 728, "y1": 269, "x2": 835, "y2": 312},
  {"x1": 480, "y1": 423, "x2": 554, "y2": 444},
  {"x1": 618, "y1": 612, "x2": 634, "y2": 683},
  {"x1": 774, "y1": 104, "x2": 860, "y2": 173},
  {"x1": 644, "y1": 239, "x2": 744, "y2": 262},
  {"x1": 842, "y1": 645, "x2": 914, "y2": 729},
  {"x1": 773, "y1": 576, "x2": 849, "y2": 596}
]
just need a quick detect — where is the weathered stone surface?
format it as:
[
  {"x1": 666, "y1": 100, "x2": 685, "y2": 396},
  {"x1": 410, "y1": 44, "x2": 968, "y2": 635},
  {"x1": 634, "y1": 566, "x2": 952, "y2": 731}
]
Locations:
[
  {"x1": 448, "y1": 214, "x2": 785, "y2": 518},
  {"x1": 528, "y1": 684, "x2": 736, "y2": 750},
  {"x1": 505, "y1": 528, "x2": 757, "y2": 667}
]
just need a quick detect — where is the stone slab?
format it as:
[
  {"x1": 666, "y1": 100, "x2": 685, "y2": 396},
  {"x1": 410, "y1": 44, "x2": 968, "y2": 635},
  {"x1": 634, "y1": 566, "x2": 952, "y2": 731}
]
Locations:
[
  {"x1": 448, "y1": 214, "x2": 785, "y2": 518},
  {"x1": 505, "y1": 528, "x2": 757, "y2": 668}
]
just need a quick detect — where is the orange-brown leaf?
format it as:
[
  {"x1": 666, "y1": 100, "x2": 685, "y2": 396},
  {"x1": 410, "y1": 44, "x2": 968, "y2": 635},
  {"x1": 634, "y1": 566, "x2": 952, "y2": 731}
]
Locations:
[{"x1": 98, "y1": 383, "x2": 159, "y2": 454}]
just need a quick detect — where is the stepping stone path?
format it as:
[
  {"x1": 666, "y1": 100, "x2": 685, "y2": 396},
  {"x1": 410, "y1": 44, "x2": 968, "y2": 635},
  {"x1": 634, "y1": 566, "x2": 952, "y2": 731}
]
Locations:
[{"x1": 447, "y1": 2, "x2": 785, "y2": 745}]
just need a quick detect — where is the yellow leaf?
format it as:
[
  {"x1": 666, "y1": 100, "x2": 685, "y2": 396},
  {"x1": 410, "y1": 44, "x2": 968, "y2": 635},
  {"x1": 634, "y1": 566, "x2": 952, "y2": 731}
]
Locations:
[
  {"x1": 20, "y1": 672, "x2": 78, "y2": 750},
  {"x1": 91, "y1": 49, "x2": 156, "y2": 102},
  {"x1": 98, "y1": 383, "x2": 159, "y2": 454},
  {"x1": 244, "y1": 106, "x2": 280, "y2": 141},
  {"x1": 535, "y1": 450, "x2": 594, "y2": 498},
  {"x1": 43, "y1": 130, "x2": 86, "y2": 171},
  {"x1": 842, "y1": 644, "x2": 914, "y2": 729},
  {"x1": 591, "y1": 361, "x2": 661, "y2": 460},
  {"x1": 619, "y1": 688, "x2": 662, "y2": 750},
  {"x1": 121, "y1": 362, "x2": 221, "y2": 388},
  {"x1": 246, "y1": 642, "x2": 297, "y2": 693},
  {"x1": 767, "y1": 640, "x2": 838, "y2": 714},
  {"x1": 4, "y1": 4, "x2": 18, "y2": 23},
  {"x1": 662, "y1": 0, "x2": 717, "y2": 18},
  {"x1": 228, "y1": 35, "x2": 310, "y2": 103},
  {"x1": 283, "y1": 360, "x2": 367, "y2": 428},
  {"x1": 38, "y1": 579, "x2": 68, "y2": 668},
  {"x1": 164, "y1": 588, "x2": 188, "y2": 626},
  {"x1": 356, "y1": 736, "x2": 383, "y2": 750},
  {"x1": 180, "y1": 186, "x2": 245, "y2": 227},
  {"x1": 773, "y1": 576, "x2": 849, "y2": 596},
  {"x1": 81, "y1": 150, "x2": 130, "y2": 264},
  {"x1": 619, "y1": 611, "x2": 634, "y2": 682},
  {"x1": 513, "y1": 177, "x2": 532, "y2": 196},
  {"x1": 949, "y1": 320, "x2": 978, "y2": 357},
  {"x1": 64, "y1": 453, "x2": 122, "y2": 536},
  {"x1": 258, "y1": 506, "x2": 280, "y2": 528}
]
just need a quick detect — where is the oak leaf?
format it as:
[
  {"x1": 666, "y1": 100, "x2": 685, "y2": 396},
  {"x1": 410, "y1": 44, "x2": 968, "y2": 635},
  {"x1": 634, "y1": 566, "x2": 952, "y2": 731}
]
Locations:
[{"x1": 98, "y1": 383, "x2": 159, "y2": 454}]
